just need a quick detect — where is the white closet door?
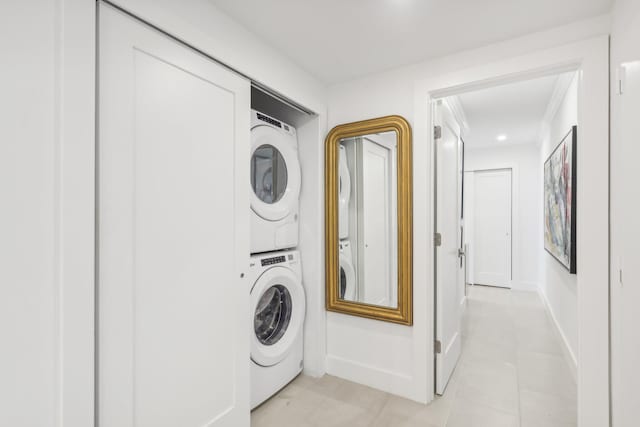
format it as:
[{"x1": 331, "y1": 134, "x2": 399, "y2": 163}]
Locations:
[
  {"x1": 98, "y1": 4, "x2": 250, "y2": 427},
  {"x1": 473, "y1": 169, "x2": 512, "y2": 288}
]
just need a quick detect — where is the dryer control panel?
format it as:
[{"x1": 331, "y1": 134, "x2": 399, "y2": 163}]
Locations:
[
  {"x1": 252, "y1": 110, "x2": 296, "y2": 137},
  {"x1": 256, "y1": 112, "x2": 282, "y2": 128}
]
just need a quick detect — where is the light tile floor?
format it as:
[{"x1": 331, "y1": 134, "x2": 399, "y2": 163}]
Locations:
[{"x1": 251, "y1": 285, "x2": 577, "y2": 427}]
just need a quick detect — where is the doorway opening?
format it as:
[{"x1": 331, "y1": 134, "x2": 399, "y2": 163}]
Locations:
[{"x1": 432, "y1": 70, "x2": 581, "y2": 424}]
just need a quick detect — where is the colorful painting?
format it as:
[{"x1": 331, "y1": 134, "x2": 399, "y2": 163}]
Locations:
[{"x1": 544, "y1": 126, "x2": 577, "y2": 274}]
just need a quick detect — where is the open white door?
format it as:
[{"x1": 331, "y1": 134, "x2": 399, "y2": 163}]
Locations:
[
  {"x1": 98, "y1": 4, "x2": 250, "y2": 427},
  {"x1": 434, "y1": 101, "x2": 464, "y2": 395},
  {"x1": 473, "y1": 169, "x2": 512, "y2": 287}
]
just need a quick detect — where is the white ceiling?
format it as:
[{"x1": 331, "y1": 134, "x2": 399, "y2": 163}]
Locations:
[
  {"x1": 211, "y1": 0, "x2": 611, "y2": 83},
  {"x1": 454, "y1": 73, "x2": 569, "y2": 148}
]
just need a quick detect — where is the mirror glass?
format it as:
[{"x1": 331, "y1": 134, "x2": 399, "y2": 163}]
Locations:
[{"x1": 337, "y1": 131, "x2": 398, "y2": 308}]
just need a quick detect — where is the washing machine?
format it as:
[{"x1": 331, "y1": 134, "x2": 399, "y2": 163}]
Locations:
[
  {"x1": 338, "y1": 145, "x2": 351, "y2": 240},
  {"x1": 249, "y1": 250, "x2": 305, "y2": 409},
  {"x1": 339, "y1": 240, "x2": 357, "y2": 301},
  {"x1": 250, "y1": 110, "x2": 301, "y2": 254}
]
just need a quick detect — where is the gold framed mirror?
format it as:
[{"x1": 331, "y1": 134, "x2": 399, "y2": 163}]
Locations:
[{"x1": 325, "y1": 115, "x2": 413, "y2": 325}]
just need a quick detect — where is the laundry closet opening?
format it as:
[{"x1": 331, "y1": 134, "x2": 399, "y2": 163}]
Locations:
[
  {"x1": 432, "y1": 71, "x2": 580, "y2": 422},
  {"x1": 248, "y1": 85, "x2": 323, "y2": 411}
]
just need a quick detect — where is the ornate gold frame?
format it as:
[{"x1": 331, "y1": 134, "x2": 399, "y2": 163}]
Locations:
[{"x1": 325, "y1": 115, "x2": 413, "y2": 325}]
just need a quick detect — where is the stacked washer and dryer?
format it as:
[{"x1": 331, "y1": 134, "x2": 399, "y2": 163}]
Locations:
[
  {"x1": 338, "y1": 145, "x2": 357, "y2": 302},
  {"x1": 249, "y1": 110, "x2": 306, "y2": 409}
]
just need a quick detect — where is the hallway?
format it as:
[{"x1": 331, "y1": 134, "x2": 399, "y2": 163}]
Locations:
[{"x1": 251, "y1": 285, "x2": 577, "y2": 427}]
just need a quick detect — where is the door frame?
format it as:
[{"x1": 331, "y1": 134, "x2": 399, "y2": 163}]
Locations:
[
  {"x1": 414, "y1": 36, "x2": 610, "y2": 426},
  {"x1": 468, "y1": 167, "x2": 513, "y2": 288},
  {"x1": 54, "y1": 1, "x2": 96, "y2": 426}
]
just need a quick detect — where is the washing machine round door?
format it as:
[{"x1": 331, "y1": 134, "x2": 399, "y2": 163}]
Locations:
[
  {"x1": 339, "y1": 253, "x2": 356, "y2": 301},
  {"x1": 250, "y1": 126, "x2": 301, "y2": 222},
  {"x1": 251, "y1": 266, "x2": 305, "y2": 367}
]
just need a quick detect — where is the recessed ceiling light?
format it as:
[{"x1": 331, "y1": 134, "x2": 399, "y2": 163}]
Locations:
[{"x1": 497, "y1": 134, "x2": 507, "y2": 141}]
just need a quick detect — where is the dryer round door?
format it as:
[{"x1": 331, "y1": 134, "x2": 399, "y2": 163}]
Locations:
[
  {"x1": 250, "y1": 125, "x2": 301, "y2": 222},
  {"x1": 251, "y1": 266, "x2": 305, "y2": 367},
  {"x1": 339, "y1": 253, "x2": 356, "y2": 301}
]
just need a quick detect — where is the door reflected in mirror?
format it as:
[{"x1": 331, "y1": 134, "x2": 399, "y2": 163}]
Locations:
[{"x1": 338, "y1": 131, "x2": 398, "y2": 309}]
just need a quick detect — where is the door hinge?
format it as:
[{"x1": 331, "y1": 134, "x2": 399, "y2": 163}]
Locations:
[
  {"x1": 434, "y1": 125, "x2": 442, "y2": 139},
  {"x1": 435, "y1": 340, "x2": 442, "y2": 354},
  {"x1": 434, "y1": 232, "x2": 442, "y2": 247},
  {"x1": 617, "y1": 65, "x2": 626, "y2": 95}
]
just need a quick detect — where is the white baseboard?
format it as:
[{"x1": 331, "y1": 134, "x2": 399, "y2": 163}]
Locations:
[
  {"x1": 325, "y1": 354, "x2": 423, "y2": 403},
  {"x1": 536, "y1": 286, "x2": 578, "y2": 381}
]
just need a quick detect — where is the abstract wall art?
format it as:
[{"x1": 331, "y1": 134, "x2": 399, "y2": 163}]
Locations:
[{"x1": 544, "y1": 125, "x2": 577, "y2": 274}]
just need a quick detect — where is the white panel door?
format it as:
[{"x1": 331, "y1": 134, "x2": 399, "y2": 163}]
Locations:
[
  {"x1": 473, "y1": 169, "x2": 512, "y2": 288},
  {"x1": 98, "y1": 4, "x2": 250, "y2": 427},
  {"x1": 361, "y1": 139, "x2": 392, "y2": 306},
  {"x1": 435, "y1": 102, "x2": 464, "y2": 394}
]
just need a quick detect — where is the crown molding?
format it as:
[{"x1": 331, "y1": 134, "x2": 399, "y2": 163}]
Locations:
[{"x1": 537, "y1": 72, "x2": 576, "y2": 144}]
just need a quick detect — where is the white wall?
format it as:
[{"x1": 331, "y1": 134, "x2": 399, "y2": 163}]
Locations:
[
  {"x1": 538, "y1": 74, "x2": 579, "y2": 367},
  {"x1": 0, "y1": 1, "x2": 95, "y2": 426},
  {"x1": 0, "y1": 3, "x2": 57, "y2": 424},
  {"x1": 610, "y1": 0, "x2": 640, "y2": 425},
  {"x1": 464, "y1": 143, "x2": 542, "y2": 291},
  {"x1": 327, "y1": 17, "x2": 609, "y2": 414}
]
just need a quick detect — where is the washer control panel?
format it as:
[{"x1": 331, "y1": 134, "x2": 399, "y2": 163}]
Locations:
[{"x1": 261, "y1": 255, "x2": 286, "y2": 267}]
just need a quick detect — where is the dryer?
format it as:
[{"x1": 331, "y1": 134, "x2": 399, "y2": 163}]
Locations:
[
  {"x1": 338, "y1": 145, "x2": 351, "y2": 240},
  {"x1": 249, "y1": 250, "x2": 305, "y2": 409},
  {"x1": 339, "y1": 240, "x2": 356, "y2": 301},
  {"x1": 250, "y1": 110, "x2": 301, "y2": 254}
]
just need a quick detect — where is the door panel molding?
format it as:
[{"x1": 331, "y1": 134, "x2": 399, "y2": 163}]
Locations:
[{"x1": 472, "y1": 168, "x2": 513, "y2": 288}]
